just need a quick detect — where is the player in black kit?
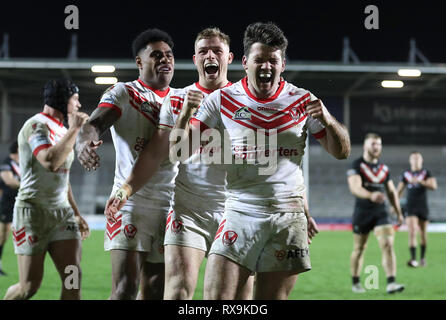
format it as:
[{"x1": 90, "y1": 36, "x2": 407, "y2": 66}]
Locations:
[
  {"x1": 347, "y1": 133, "x2": 404, "y2": 294},
  {"x1": 397, "y1": 151, "x2": 437, "y2": 268},
  {"x1": 0, "y1": 141, "x2": 20, "y2": 275}
]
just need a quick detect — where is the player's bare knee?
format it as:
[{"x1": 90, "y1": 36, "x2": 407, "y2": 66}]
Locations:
[{"x1": 114, "y1": 278, "x2": 139, "y2": 299}]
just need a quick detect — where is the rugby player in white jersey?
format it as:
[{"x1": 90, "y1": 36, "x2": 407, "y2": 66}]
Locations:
[
  {"x1": 178, "y1": 22, "x2": 351, "y2": 299},
  {"x1": 105, "y1": 27, "x2": 258, "y2": 299},
  {"x1": 4, "y1": 79, "x2": 90, "y2": 300},
  {"x1": 75, "y1": 28, "x2": 176, "y2": 300}
]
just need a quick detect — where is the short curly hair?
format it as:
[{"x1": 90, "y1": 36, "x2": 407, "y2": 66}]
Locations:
[
  {"x1": 131, "y1": 28, "x2": 174, "y2": 57},
  {"x1": 243, "y1": 22, "x2": 288, "y2": 58}
]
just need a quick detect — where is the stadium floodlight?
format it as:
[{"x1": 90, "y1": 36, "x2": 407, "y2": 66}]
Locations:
[
  {"x1": 95, "y1": 77, "x2": 118, "y2": 85},
  {"x1": 91, "y1": 65, "x2": 116, "y2": 73},
  {"x1": 397, "y1": 69, "x2": 421, "y2": 77},
  {"x1": 381, "y1": 80, "x2": 404, "y2": 88}
]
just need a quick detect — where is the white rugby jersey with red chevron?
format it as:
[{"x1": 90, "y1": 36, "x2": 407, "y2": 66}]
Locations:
[
  {"x1": 16, "y1": 112, "x2": 73, "y2": 207},
  {"x1": 192, "y1": 77, "x2": 326, "y2": 213},
  {"x1": 159, "y1": 81, "x2": 232, "y2": 209},
  {"x1": 98, "y1": 79, "x2": 178, "y2": 210}
]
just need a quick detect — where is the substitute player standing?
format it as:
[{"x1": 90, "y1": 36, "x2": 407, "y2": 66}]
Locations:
[
  {"x1": 174, "y1": 22, "x2": 350, "y2": 299},
  {"x1": 397, "y1": 151, "x2": 437, "y2": 267},
  {"x1": 76, "y1": 28, "x2": 176, "y2": 300},
  {"x1": 347, "y1": 133, "x2": 405, "y2": 294},
  {"x1": 0, "y1": 141, "x2": 20, "y2": 276},
  {"x1": 4, "y1": 79, "x2": 90, "y2": 300},
  {"x1": 106, "y1": 27, "x2": 257, "y2": 299}
]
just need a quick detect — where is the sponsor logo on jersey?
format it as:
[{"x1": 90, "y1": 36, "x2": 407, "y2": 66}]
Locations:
[
  {"x1": 232, "y1": 107, "x2": 251, "y2": 120},
  {"x1": 140, "y1": 101, "x2": 152, "y2": 113},
  {"x1": 222, "y1": 230, "x2": 238, "y2": 246},
  {"x1": 257, "y1": 105, "x2": 278, "y2": 111},
  {"x1": 124, "y1": 224, "x2": 138, "y2": 240}
]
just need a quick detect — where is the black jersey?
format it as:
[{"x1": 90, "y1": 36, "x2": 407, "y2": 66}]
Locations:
[
  {"x1": 400, "y1": 169, "x2": 431, "y2": 211},
  {"x1": 0, "y1": 156, "x2": 20, "y2": 203},
  {"x1": 347, "y1": 157, "x2": 390, "y2": 211}
]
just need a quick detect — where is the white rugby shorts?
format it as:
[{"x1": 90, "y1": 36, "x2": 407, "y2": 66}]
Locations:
[
  {"x1": 209, "y1": 209, "x2": 311, "y2": 273},
  {"x1": 12, "y1": 205, "x2": 81, "y2": 255}
]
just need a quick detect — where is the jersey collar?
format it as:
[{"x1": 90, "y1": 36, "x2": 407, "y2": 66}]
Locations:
[
  {"x1": 241, "y1": 76, "x2": 285, "y2": 104},
  {"x1": 195, "y1": 81, "x2": 232, "y2": 94},
  {"x1": 137, "y1": 79, "x2": 170, "y2": 98},
  {"x1": 39, "y1": 112, "x2": 64, "y2": 127}
]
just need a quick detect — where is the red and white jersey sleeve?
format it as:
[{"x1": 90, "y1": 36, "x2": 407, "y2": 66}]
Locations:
[
  {"x1": 193, "y1": 77, "x2": 326, "y2": 213},
  {"x1": 98, "y1": 79, "x2": 178, "y2": 211},
  {"x1": 16, "y1": 113, "x2": 72, "y2": 208},
  {"x1": 158, "y1": 87, "x2": 187, "y2": 130}
]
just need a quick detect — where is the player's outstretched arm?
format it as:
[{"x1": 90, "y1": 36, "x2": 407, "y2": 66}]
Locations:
[
  {"x1": 68, "y1": 183, "x2": 90, "y2": 240},
  {"x1": 76, "y1": 107, "x2": 120, "y2": 171},
  {"x1": 36, "y1": 111, "x2": 89, "y2": 172},
  {"x1": 307, "y1": 99, "x2": 351, "y2": 159},
  {"x1": 385, "y1": 180, "x2": 404, "y2": 226},
  {"x1": 104, "y1": 128, "x2": 170, "y2": 222}
]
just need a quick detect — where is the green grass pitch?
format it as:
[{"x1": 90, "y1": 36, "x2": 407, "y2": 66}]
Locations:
[{"x1": 0, "y1": 230, "x2": 445, "y2": 300}]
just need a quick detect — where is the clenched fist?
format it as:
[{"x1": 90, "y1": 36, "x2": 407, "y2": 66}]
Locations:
[
  {"x1": 68, "y1": 111, "x2": 89, "y2": 129},
  {"x1": 306, "y1": 99, "x2": 335, "y2": 127},
  {"x1": 183, "y1": 90, "x2": 204, "y2": 116}
]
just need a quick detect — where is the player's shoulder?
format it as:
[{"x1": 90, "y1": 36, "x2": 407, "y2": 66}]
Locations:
[
  {"x1": 346, "y1": 157, "x2": 362, "y2": 176},
  {"x1": 380, "y1": 162, "x2": 390, "y2": 171},
  {"x1": 352, "y1": 156, "x2": 364, "y2": 166},
  {"x1": 282, "y1": 81, "x2": 311, "y2": 97},
  {"x1": 101, "y1": 81, "x2": 128, "y2": 97}
]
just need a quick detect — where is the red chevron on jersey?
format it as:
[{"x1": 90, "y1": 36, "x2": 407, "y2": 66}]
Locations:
[
  {"x1": 360, "y1": 163, "x2": 389, "y2": 184},
  {"x1": 404, "y1": 170, "x2": 427, "y2": 184},
  {"x1": 126, "y1": 85, "x2": 148, "y2": 104},
  {"x1": 221, "y1": 92, "x2": 308, "y2": 134},
  {"x1": 106, "y1": 214, "x2": 122, "y2": 240}
]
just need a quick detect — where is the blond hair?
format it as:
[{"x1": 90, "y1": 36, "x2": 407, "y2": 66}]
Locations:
[{"x1": 194, "y1": 27, "x2": 230, "y2": 48}]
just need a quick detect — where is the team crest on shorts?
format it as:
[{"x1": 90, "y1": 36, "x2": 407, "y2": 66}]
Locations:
[
  {"x1": 222, "y1": 230, "x2": 238, "y2": 246},
  {"x1": 124, "y1": 224, "x2": 138, "y2": 240},
  {"x1": 171, "y1": 219, "x2": 183, "y2": 234},
  {"x1": 275, "y1": 250, "x2": 286, "y2": 261},
  {"x1": 28, "y1": 235, "x2": 39, "y2": 246}
]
